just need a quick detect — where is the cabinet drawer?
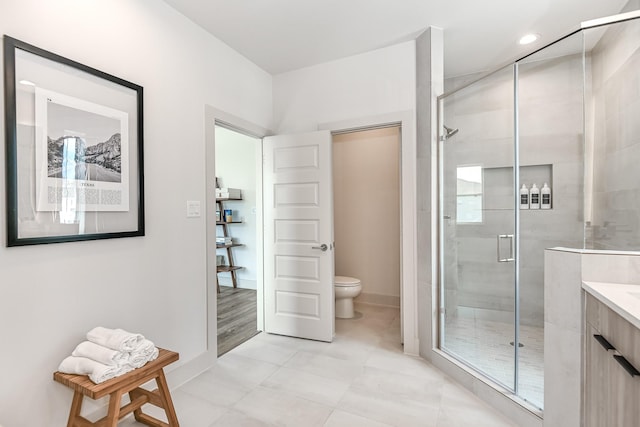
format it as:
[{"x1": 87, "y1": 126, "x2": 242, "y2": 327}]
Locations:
[
  {"x1": 584, "y1": 292, "x2": 640, "y2": 427},
  {"x1": 585, "y1": 293, "x2": 640, "y2": 364},
  {"x1": 610, "y1": 316, "x2": 640, "y2": 372}
]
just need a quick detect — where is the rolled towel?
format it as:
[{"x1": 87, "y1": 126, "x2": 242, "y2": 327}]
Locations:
[
  {"x1": 87, "y1": 327, "x2": 144, "y2": 352},
  {"x1": 127, "y1": 339, "x2": 159, "y2": 369},
  {"x1": 58, "y1": 355, "x2": 132, "y2": 384},
  {"x1": 72, "y1": 341, "x2": 129, "y2": 367},
  {"x1": 132, "y1": 338, "x2": 156, "y2": 357}
]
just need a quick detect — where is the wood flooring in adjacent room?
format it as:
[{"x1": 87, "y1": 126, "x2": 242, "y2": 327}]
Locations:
[{"x1": 217, "y1": 286, "x2": 259, "y2": 356}]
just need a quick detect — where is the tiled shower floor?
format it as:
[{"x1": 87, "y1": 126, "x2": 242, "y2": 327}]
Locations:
[{"x1": 442, "y1": 316, "x2": 544, "y2": 409}]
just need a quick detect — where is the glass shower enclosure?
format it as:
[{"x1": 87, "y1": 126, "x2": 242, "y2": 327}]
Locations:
[{"x1": 437, "y1": 11, "x2": 640, "y2": 411}]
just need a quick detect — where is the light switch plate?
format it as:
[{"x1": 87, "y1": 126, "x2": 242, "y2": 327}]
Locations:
[{"x1": 186, "y1": 200, "x2": 201, "y2": 217}]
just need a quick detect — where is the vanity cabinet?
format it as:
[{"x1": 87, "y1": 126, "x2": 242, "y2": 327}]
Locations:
[{"x1": 584, "y1": 293, "x2": 640, "y2": 426}]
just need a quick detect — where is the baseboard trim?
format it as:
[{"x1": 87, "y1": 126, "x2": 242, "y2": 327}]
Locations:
[
  {"x1": 355, "y1": 292, "x2": 400, "y2": 308},
  {"x1": 165, "y1": 349, "x2": 217, "y2": 389}
]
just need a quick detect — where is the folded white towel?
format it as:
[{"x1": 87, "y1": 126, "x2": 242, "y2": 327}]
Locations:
[
  {"x1": 72, "y1": 341, "x2": 129, "y2": 367},
  {"x1": 58, "y1": 355, "x2": 132, "y2": 384},
  {"x1": 127, "y1": 339, "x2": 159, "y2": 368},
  {"x1": 132, "y1": 338, "x2": 156, "y2": 356},
  {"x1": 86, "y1": 327, "x2": 144, "y2": 352}
]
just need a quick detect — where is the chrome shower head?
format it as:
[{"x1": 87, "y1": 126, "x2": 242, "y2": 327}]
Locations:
[{"x1": 443, "y1": 125, "x2": 459, "y2": 140}]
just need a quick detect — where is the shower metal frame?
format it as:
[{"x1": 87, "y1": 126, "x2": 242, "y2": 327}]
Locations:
[
  {"x1": 436, "y1": 62, "x2": 521, "y2": 396},
  {"x1": 435, "y1": 8, "x2": 640, "y2": 411}
]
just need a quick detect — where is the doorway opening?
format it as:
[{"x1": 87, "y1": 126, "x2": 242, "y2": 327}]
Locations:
[
  {"x1": 321, "y1": 112, "x2": 417, "y2": 354},
  {"x1": 214, "y1": 124, "x2": 261, "y2": 356},
  {"x1": 206, "y1": 108, "x2": 417, "y2": 355},
  {"x1": 332, "y1": 126, "x2": 402, "y2": 313}
]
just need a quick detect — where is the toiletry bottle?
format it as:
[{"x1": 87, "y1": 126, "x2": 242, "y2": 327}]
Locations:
[
  {"x1": 530, "y1": 184, "x2": 540, "y2": 209},
  {"x1": 541, "y1": 183, "x2": 551, "y2": 209},
  {"x1": 520, "y1": 184, "x2": 529, "y2": 209}
]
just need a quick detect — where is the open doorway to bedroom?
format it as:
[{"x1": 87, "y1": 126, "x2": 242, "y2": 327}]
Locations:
[{"x1": 214, "y1": 124, "x2": 261, "y2": 356}]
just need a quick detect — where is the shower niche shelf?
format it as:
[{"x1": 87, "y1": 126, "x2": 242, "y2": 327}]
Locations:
[{"x1": 482, "y1": 164, "x2": 553, "y2": 211}]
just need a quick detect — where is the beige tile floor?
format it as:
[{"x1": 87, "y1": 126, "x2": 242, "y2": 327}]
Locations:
[{"x1": 122, "y1": 304, "x2": 517, "y2": 427}]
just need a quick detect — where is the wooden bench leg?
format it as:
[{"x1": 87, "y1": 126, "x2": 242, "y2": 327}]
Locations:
[
  {"x1": 67, "y1": 391, "x2": 84, "y2": 427},
  {"x1": 156, "y1": 369, "x2": 179, "y2": 426},
  {"x1": 106, "y1": 389, "x2": 124, "y2": 427},
  {"x1": 131, "y1": 395, "x2": 144, "y2": 424}
]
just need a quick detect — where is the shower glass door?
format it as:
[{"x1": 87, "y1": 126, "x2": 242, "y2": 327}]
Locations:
[{"x1": 439, "y1": 65, "x2": 518, "y2": 392}]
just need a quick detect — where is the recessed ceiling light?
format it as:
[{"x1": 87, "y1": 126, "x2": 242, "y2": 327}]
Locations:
[
  {"x1": 519, "y1": 33, "x2": 540, "y2": 45},
  {"x1": 19, "y1": 79, "x2": 35, "y2": 86}
]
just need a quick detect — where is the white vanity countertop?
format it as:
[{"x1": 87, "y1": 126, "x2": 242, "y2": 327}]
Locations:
[{"x1": 583, "y1": 281, "x2": 640, "y2": 330}]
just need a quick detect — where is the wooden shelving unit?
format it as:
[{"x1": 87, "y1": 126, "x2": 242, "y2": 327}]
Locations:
[{"x1": 216, "y1": 197, "x2": 243, "y2": 293}]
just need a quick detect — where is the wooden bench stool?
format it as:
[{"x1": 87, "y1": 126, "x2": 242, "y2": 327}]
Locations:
[{"x1": 53, "y1": 348, "x2": 180, "y2": 427}]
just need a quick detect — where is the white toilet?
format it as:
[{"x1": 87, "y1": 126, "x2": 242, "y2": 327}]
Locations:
[{"x1": 334, "y1": 276, "x2": 362, "y2": 319}]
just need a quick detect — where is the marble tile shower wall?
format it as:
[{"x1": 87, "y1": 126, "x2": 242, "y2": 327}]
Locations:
[
  {"x1": 442, "y1": 54, "x2": 585, "y2": 327},
  {"x1": 589, "y1": 18, "x2": 640, "y2": 250}
]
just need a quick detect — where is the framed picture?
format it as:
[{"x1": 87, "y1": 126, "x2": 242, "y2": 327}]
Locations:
[{"x1": 3, "y1": 35, "x2": 144, "y2": 246}]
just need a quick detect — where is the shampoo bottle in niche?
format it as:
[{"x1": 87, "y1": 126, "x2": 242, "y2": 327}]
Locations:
[
  {"x1": 541, "y1": 183, "x2": 551, "y2": 209},
  {"x1": 520, "y1": 184, "x2": 529, "y2": 209},
  {"x1": 530, "y1": 184, "x2": 540, "y2": 209}
]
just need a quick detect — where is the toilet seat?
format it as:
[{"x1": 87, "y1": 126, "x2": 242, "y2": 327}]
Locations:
[{"x1": 335, "y1": 276, "x2": 361, "y2": 287}]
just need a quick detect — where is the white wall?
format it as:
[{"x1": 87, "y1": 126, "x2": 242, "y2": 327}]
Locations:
[
  {"x1": 273, "y1": 41, "x2": 416, "y2": 133},
  {"x1": 333, "y1": 127, "x2": 401, "y2": 306},
  {"x1": 0, "y1": 1, "x2": 271, "y2": 426},
  {"x1": 215, "y1": 126, "x2": 259, "y2": 289}
]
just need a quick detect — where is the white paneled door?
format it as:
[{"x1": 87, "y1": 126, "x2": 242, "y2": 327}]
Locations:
[{"x1": 263, "y1": 131, "x2": 334, "y2": 342}]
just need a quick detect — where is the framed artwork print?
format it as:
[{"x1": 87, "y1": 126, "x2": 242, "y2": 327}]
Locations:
[{"x1": 3, "y1": 35, "x2": 144, "y2": 246}]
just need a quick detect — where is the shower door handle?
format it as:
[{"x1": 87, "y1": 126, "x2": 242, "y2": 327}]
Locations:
[{"x1": 497, "y1": 234, "x2": 515, "y2": 262}]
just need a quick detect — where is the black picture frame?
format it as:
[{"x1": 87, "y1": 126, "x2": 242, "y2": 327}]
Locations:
[{"x1": 3, "y1": 35, "x2": 144, "y2": 246}]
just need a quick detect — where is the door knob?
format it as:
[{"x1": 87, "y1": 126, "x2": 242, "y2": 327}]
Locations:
[{"x1": 312, "y1": 244, "x2": 328, "y2": 251}]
